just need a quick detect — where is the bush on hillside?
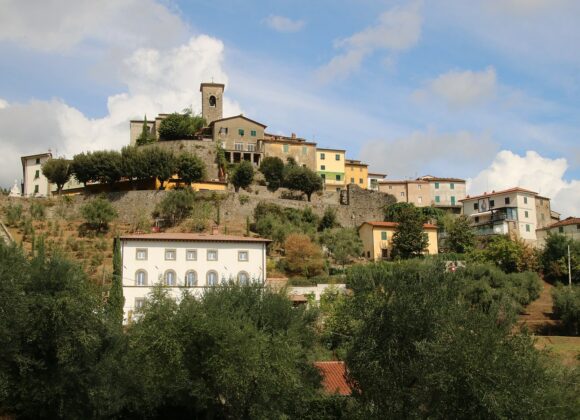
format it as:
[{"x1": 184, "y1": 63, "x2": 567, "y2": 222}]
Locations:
[
  {"x1": 154, "y1": 188, "x2": 196, "y2": 226},
  {"x1": 231, "y1": 161, "x2": 254, "y2": 192},
  {"x1": 253, "y1": 202, "x2": 319, "y2": 245},
  {"x1": 283, "y1": 233, "x2": 325, "y2": 278},
  {"x1": 552, "y1": 285, "x2": 580, "y2": 336},
  {"x1": 3, "y1": 202, "x2": 23, "y2": 227},
  {"x1": 541, "y1": 233, "x2": 580, "y2": 284},
  {"x1": 157, "y1": 111, "x2": 205, "y2": 140},
  {"x1": 80, "y1": 197, "x2": 118, "y2": 233}
]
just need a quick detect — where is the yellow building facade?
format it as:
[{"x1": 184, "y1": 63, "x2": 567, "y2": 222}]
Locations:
[
  {"x1": 316, "y1": 148, "x2": 346, "y2": 190},
  {"x1": 345, "y1": 160, "x2": 369, "y2": 189},
  {"x1": 358, "y1": 221, "x2": 438, "y2": 261}
]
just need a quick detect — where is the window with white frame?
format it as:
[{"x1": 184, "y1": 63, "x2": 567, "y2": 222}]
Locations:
[
  {"x1": 165, "y1": 249, "x2": 176, "y2": 261},
  {"x1": 235, "y1": 143, "x2": 243, "y2": 151},
  {"x1": 136, "y1": 249, "x2": 148, "y2": 260},
  {"x1": 238, "y1": 271, "x2": 249, "y2": 285},
  {"x1": 134, "y1": 297, "x2": 145, "y2": 311},
  {"x1": 238, "y1": 250, "x2": 249, "y2": 262},
  {"x1": 186, "y1": 249, "x2": 197, "y2": 261},
  {"x1": 165, "y1": 270, "x2": 176, "y2": 286},
  {"x1": 207, "y1": 270, "x2": 218, "y2": 286},
  {"x1": 185, "y1": 270, "x2": 197, "y2": 287},
  {"x1": 247, "y1": 144, "x2": 255, "y2": 152},
  {"x1": 135, "y1": 270, "x2": 147, "y2": 286},
  {"x1": 207, "y1": 249, "x2": 218, "y2": 261}
]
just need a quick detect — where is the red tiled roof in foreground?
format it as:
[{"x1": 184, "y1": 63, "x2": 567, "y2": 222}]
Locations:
[
  {"x1": 314, "y1": 361, "x2": 351, "y2": 396},
  {"x1": 537, "y1": 217, "x2": 580, "y2": 231},
  {"x1": 120, "y1": 232, "x2": 271, "y2": 243},
  {"x1": 359, "y1": 221, "x2": 438, "y2": 230}
]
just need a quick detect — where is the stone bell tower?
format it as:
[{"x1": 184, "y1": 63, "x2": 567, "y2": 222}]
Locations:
[{"x1": 200, "y1": 82, "x2": 225, "y2": 126}]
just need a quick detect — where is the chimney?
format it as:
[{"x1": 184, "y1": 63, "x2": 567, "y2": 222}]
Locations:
[
  {"x1": 291, "y1": 132, "x2": 296, "y2": 139},
  {"x1": 211, "y1": 225, "x2": 219, "y2": 235}
]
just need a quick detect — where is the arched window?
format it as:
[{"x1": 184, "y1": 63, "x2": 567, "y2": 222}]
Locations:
[
  {"x1": 185, "y1": 270, "x2": 197, "y2": 287},
  {"x1": 135, "y1": 270, "x2": 147, "y2": 286},
  {"x1": 207, "y1": 270, "x2": 218, "y2": 286},
  {"x1": 165, "y1": 270, "x2": 176, "y2": 286},
  {"x1": 237, "y1": 271, "x2": 249, "y2": 285},
  {"x1": 209, "y1": 95, "x2": 216, "y2": 107}
]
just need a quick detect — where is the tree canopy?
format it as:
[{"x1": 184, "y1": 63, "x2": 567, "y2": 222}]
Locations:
[
  {"x1": 259, "y1": 156, "x2": 285, "y2": 191},
  {"x1": 41, "y1": 158, "x2": 71, "y2": 194},
  {"x1": 231, "y1": 161, "x2": 254, "y2": 192},
  {"x1": 391, "y1": 205, "x2": 429, "y2": 259},
  {"x1": 176, "y1": 152, "x2": 206, "y2": 185},
  {"x1": 283, "y1": 165, "x2": 323, "y2": 202},
  {"x1": 158, "y1": 111, "x2": 206, "y2": 140}
]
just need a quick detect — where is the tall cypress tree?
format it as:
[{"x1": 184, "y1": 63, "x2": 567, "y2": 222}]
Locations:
[{"x1": 107, "y1": 236, "x2": 125, "y2": 326}]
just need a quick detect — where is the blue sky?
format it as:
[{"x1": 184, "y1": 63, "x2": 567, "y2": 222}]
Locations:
[{"x1": 0, "y1": 0, "x2": 578, "y2": 214}]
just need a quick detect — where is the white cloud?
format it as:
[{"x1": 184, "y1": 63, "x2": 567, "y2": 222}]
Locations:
[
  {"x1": 263, "y1": 15, "x2": 305, "y2": 33},
  {"x1": 358, "y1": 129, "x2": 498, "y2": 179},
  {"x1": 468, "y1": 150, "x2": 580, "y2": 217},
  {"x1": 317, "y1": 1, "x2": 422, "y2": 81},
  {"x1": 0, "y1": 35, "x2": 242, "y2": 187},
  {"x1": 486, "y1": 0, "x2": 575, "y2": 16},
  {"x1": 0, "y1": 99, "x2": 8, "y2": 109},
  {"x1": 414, "y1": 67, "x2": 497, "y2": 108},
  {"x1": 0, "y1": 0, "x2": 188, "y2": 52}
]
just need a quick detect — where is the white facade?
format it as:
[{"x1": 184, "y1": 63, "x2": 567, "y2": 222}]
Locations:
[
  {"x1": 461, "y1": 188, "x2": 538, "y2": 242},
  {"x1": 21, "y1": 153, "x2": 51, "y2": 197},
  {"x1": 121, "y1": 233, "x2": 269, "y2": 323},
  {"x1": 367, "y1": 173, "x2": 386, "y2": 191},
  {"x1": 536, "y1": 218, "x2": 580, "y2": 247}
]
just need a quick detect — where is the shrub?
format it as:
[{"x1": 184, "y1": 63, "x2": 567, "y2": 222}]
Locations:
[
  {"x1": 42, "y1": 158, "x2": 71, "y2": 194},
  {"x1": 283, "y1": 233, "x2": 325, "y2": 278},
  {"x1": 253, "y1": 202, "x2": 319, "y2": 245},
  {"x1": 154, "y1": 188, "x2": 196, "y2": 226},
  {"x1": 541, "y1": 233, "x2": 580, "y2": 284},
  {"x1": 3, "y1": 202, "x2": 23, "y2": 227},
  {"x1": 231, "y1": 161, "x2": 254, "y2": 192},
  {"x1": 80, "y1": 197, "x2": 118, "y2": 233},
  {"x1": 239, "y1": 194, "x2": 250, "y2": 205},
  {"x1": 176, "y1": 152, "x2": 205, "y2": 184},
  {"x1": 259, "y1": 156, "x2": 285, "y2": 191},
  {"x1": 283, "y1": 165, "x2": 322, "y2": 202},
  {"x1": 552, "y1": 285, "x2": 580, "y2": 336},
  {"x1": 29, "y1": 201, "x2": 45, "y2": 220},
  {"x1": 158, "y1": 111, "x2": 205, "y2": 140},
  {"x1": 318, "y1": 207, "x2": 338, "y2": 231}
]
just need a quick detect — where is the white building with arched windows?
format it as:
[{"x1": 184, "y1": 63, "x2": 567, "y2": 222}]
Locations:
[{"x1": 120, "y1": 232, "x2": 270, "y2": 324}]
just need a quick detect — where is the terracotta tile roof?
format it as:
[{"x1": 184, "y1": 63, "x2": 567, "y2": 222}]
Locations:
[
  {"x1": 417, "y1": 175, "x2": 466, "y2": 182},
  {"x1": 537, "y1": 217, "x2": 580, "y2": 231},
  {"x1": 120, "y1": 233, "x2": 271, "y2": 243},
  {"x1": 314, "y1": 361, "x2": 351, "y2": 395},
  {"x1": 209, "y1": 114, "x2": 267, "y2": 128},
  {"x1": 460, "y1": 187, "x2": 538, "y2": 202},
  {"x1": 317, "y1": 147, "x2": 346, "y2": 152},
  {"x1": 359, "y1": 221, "x2": 438, "y2": 229},
  {"x1": 378, "y1": 179, "x2": 429, "y2": 184}
]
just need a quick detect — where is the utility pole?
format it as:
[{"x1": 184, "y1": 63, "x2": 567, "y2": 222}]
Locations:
[{"x1": 568, "y1": 245, "x2": 572, "y2": 288}]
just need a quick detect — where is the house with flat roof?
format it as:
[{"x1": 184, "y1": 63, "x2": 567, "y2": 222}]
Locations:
[
  {"x1": 120, "y1": 232, "x2": 270, "y2": 324},
  {"x1": 345, "y1": 159, "x2": 369, "y2": 190},
  {"x1": 367, "y1": 172, "x2": 387, "y2": 191},
  {"x1": 316, "y1": 148, "x2": 346, "y2": 191}
]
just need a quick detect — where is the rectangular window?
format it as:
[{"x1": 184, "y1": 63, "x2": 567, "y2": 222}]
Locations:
[
  {"x1": 388, "y1": 185, "x2": 392, "y2": 190},
  {"x1": 335, "y1": 154, "x2": 340, "y2": 161},
  {"x1": 434, "y1": 182, "x2": 440, "y2": 189},
  {"x1": 238, "y1": 251, "x2": 249, "y2": 262},
  {"x1": 235, "y1": 143, "x2": 243, "y2": 151},
  {"x1": 238, "y1": 128, "x2": 245, "y2": 136},
  {"x1": 451, "y1": 196, "x2": 456, "y2": 206},
  {"x1": 320, "y1": 153, "x2": 325, "y2": 160},
  {"x1": 381, "y1": 231, "x2": 387, "y2": 240},
  {"x1": 250, "y1": 130, "x2": 257, "y2": 136},
  {"x1": 490, "y1": 199, "x2": 495, "y2": 207},
  {"x1": 450, "y1": 183, "x2": 455, "y2": 190},
  {"x1": 186, "y1": 249, "x2": 197, "y2": 261},
  {"x1": 207, "y1": 249, "x2": 218, "y2": 261},
  {"x1": 474, "y1": 203, "x2": 479, "y2": 210},
  {"x1": 336, "y1": 174, "x2": 341, "y2": 181},
  {"x1": 34, "y1": 185, "x2": 39, "y2": 194},
  {"x1": 559, "y1": 226, "x2": 564, "y2": 233},
  {"x1": 35, "y1": 158, "x2": 40, "y2": 164},
  {"x1": 359, "y1": 178, "x2": 363, "y2": 184},
  {"x1": 219, "y1": 127, "x2": 228, "y2": 135},
  {"x1": 474, "y1": 216, "x2": 480, "y2": 223},
  {"x1": 165, "y1": 249, "x2": 176, "y2": 261},
  {"x1": 418, "y1": 196, "x2": 422, "y2": 204},
  {"x1": 505, "y1": 197, "x2": 510, "y2": 205},
  {"x1": 135, "y1": 298, "x2": 145, "y2": 311},
  {"x1": 350, "y1": 177, "x2": 354, "y2": 183},
  {"x1": 321, "y1": 165, "x2": 325, "y2": 170},
  {"x1": 524, "y1": 211, "x2": 529, "y2": 218},
  {"x1": 577, "y1": 224, "x2": 580, "y2": 230},
  {"x1": 34, "y1": 170, "x2": 40, "y2": 179},
  {"x1": 435, "y1": 196, "x2": 440, "y2": 203},
  {"x1": 417, "y1": 184, "x2": 422, "y2": 189},
  {"x1": 524, "y1": 196, "x2": 528, "y2": 204},
  {"x1": 136, "y1": 249, "x2": 148, "y2": 261},
  {"x1": 526, "y1": 224, "x2": 530, "y2": 232},
  {"x1": 283, "y1": 144, "x2": 289, "y2": 153},
  {"x1": 400, "y1": 192, "x2": 405, "y2": 197},
  {"x1": 302, "y1": 146, "x2": 307, "y2": 155},
  {"x1": 247, "y1": 144, "x2": 255, "y2": 152}
]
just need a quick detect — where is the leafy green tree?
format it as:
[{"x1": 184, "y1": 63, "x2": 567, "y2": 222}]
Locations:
[
  {"x1": 284, "y1": 233, "x2": 325, "y2": 277},
  {"x1": 541, "y1": 233, "x2": 580, "y2": 284},
  {"x1": 41, "y1": 158, "x2": 71, "y2": 194},
  {"x1": 158, "y1": 111, "x2": 206, "y2": 140},
  {"x1": 176, "y1": 152, "x2": 206, "y2": 184},
  {"x1": 253, "y1": 202, "x2": 319, "y2": 246},
  {"x1": 383, "y1": 202, "x2": 421, "y2": 222},
  {"x1": 91, "y1": 150, "x2": 123, "y2": 185},
  {"x1": 71, "y1": 152, "x2": 96, "y2": 186},
  {"x1": 320, "y1": 228, "x2": 363, "y2": 268},
  {"x1": 318, "y1": 207, "x2": 338, "y2": 231},
  {"x1": 141, "y1": 146, "x2": 176, "y2": 189},
  {"x1": 121, "y1": 146, "x2": 147, "y2": 185},
  {"x1": 480, "y1": 235, "x2": 537, "y2": 274},
  {"x1": 106, "y1": 236, "x2": 125, "y2": 327},
  {"x1": 136, "y1": 115, "x2": 156, "y2": 145},
  {"x1": 552, "y1": 284, "x2": 580, "y2": 335},
  {"x1": 231, "y1": 161, "x2": 254, "y2": 192},
  {"x1": 259, "y1": 156, "x2": 285, "y2": 191},
  {"x1": 283, "y1": 165, "x2": 323, "y2": 202},
  {"x1": 80, "y1": 197, "x2": 118, "y2": 233},
  {"x1": 391, "y1": 205, "x2": 429, "y2": 259},
  {"x1": 154, "y1": 188, "x2": 196, "y2": 225},
  {"x1": 446, "y1": 215, "x2": 475, "y2": 253}
]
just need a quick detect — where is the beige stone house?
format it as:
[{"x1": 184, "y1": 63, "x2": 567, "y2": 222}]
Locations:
[
  {"x1": 416, "y1": 175, "x2": 465, "y2": 213},
  {"x1": 536, "y1": 217, "x2": 579, "y2": 247},
  {"x1": 378, "y1": 179, "x2": 431, "y2": 207},
  {"x1": 260, "y1": 133, "x2": 317, "y2": 170},
  {"x1": 210, "y1": 114, "x2": 266, "y2": 166}
]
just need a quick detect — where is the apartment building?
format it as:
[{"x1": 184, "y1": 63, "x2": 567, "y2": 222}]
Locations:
[
  {"x1": 358, "y1": 221, "x2": 438, "y2": 260},
  {"x1": 260, "y1": 133, "x2": 317, "y2": 170},
  {"x1": 460, "y1": 187, "x2": 540, "y2": 243},
  {"x1": 316, "y1": 148, "x2": 346, "y2": 191},
  {"x1": 417, "y1": 175, "x2": 466, "y2": 213},
  {"x1": 211, "y1": 115, "x2": 266, "y2": 166},
  {"x1": 345, "y1": 160, "x2": 369, "y2": 189},
  {"x1": 378, "y1": 179, "x2": 431, "y2": 207},
  {"x1": 21, "y1": 152, "x2": 52, "y2": 197},
  {"x1": 121, "y1": 232, "x2": 270, "y2": 324},
  {"x1": 536, "y1": 217, "x2": 580, "y2": 247}
]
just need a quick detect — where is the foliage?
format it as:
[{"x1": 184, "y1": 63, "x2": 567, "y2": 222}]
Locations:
[
  {"x1": 253, "y1": 201, "x2": 319, "y2": 245},
  {"x1": 71, "y1": 151, "x2": 123, "y2": 186},
  {"x1": 283, "y1": 165, "x2": 323, "y2": 202},
  {"x1": 136, "y1": 115, "x2": 156, "y2": 145},
  {"x1": 215, "y1": 143, "x2": 228, "y2": 182},
  {"x1": 383, "y1": 202, "x2": 421, "y2": 222},
  {"x1": 479, "y1": 235, "x2": 540, "y2": 274},
  {"x1": 70, "y1": 152, "x2": 96, "y2": 186},
  {"x1": 341, "y1": 261, "x2": 579, "y2": 419},
  {"x1": 80, "y1": 196, "x2": 118, "y2": 233},
  {"x1": 391, "y1": 205, "x2": 429, "y2": 259},
  {"x1": 157, "y1": 111, "x2": 206, "y2": 140},
  {"x1": 446, "y1": 215, "x2": 475, "y2": 253},
  {"x1": 259, "y1": 156, "x2": 285, "y2": 191},
  {"x1": 183, "y1": 201, "x2": 213, "y2": 232},
  {"x1": 320, "y1": 228, "x2": 363, "y2": 267},
  {"x1": 231, "y1": 161, "x2": 254, "y2": 192},
  {"x1": 319, "y1": 206, "x2": 338, "y2": 231},
  {"x1": 175, "y1": 152, "x2": 205, "y2": 184},
  {"x1": 121, "y1": 146, "x2": 146, "y2": 182},
  {"x1": 3, "y1": 202, "x2": 22, "y2": 227},
  {"x1": 552, "y1": 285, "x2": 580, "y2": 335},
  {"x1": 106, "y1": 236, "x2": 125, "y2": 327},
  {"x1": 154, "y1": 187, "x2": 196, "y2": 226},
  {"x1": 283, "y1": 233, "x2": 325, "y2": 277},
  {"x1": 541, "y1": 233, "x2": 580, "y2": 284},
  {"x1": 41, "y1": 157, "x2": 71, "y2": 194},
  {"x1": 29, "y1": 201, "x2": 46, "y2": 220},
  {"x1": 141, "y1": 146, "x2": 176, "y2": 189}
]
